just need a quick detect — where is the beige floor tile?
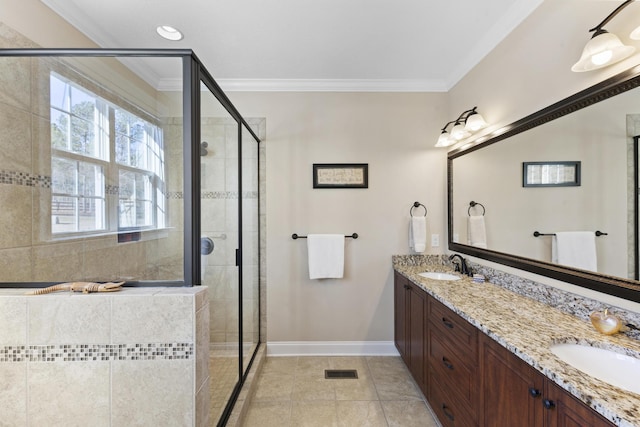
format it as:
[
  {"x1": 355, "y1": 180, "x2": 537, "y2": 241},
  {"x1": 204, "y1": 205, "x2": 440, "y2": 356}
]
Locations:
[
  {"x1": 380, "y1": 401, "x2": 438, "y2": 427},
  {"x1": 374, "y1": 375, "x2": 423, "y2": 401},
  {"x1": 292, "y1": 376, "x2": 336, "y2": 401},
  {"x1": 328, "y1": 356, "x2": 370, "y2": 373},
  {"x1": 336, "y1": 401, "x2": 387, "y2": 427},
  {"x1": 253, "y1": 373, "x2": 295, "y2": 402},
  {"x1": 242, "y1": 401, "x2": 291, "y2": 427},
  {"x1": 290, "y1": 401, "x2": 338, "y2": 427},
  {"x1": 260, "y1": 356, "x2": 299, "y2": 375},
  {"x1": 295, "y1": 356, "x2": 331, "y2": 378},
  {"x1": 366, "y1": 356, "x2": 409, "y2": 378},
  {"x1": 240, "y1": 357, "x2": 437, "y2": 427},
  {"x1": 334, "y1": 376, "x2": 378, "y2": 401}
]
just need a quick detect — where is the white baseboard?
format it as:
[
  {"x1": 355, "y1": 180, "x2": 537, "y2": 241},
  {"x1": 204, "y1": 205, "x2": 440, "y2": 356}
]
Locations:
[{"x1": 266, "y1": 341, "x2": 400, "y2": 357}]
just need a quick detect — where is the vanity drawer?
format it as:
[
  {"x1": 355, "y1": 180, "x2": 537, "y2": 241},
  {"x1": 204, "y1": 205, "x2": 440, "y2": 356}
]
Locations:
[
  {"x1": 429, "y1": 372, "x2": 478, "y2": 427},
  {"x1": 429, "y1": 331, "x2": 477, "y2": 409},
  {"x1": 429, "y1": 297, "x2": 478, "y2": 357}
]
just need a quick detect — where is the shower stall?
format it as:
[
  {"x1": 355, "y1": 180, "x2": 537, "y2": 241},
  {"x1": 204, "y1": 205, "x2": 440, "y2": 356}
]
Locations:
[{"x1": 0, "y1": 48, "x2": 261, "y2": 426}]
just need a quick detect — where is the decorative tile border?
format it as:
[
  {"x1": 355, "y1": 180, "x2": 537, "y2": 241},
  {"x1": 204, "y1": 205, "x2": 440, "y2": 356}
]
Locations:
[
  {"x1": 0, "y1": 342, "x2": 194, "y2": 362},
  {"x1": 0, "y1": 170, "x2": 51, "y2": 188}
]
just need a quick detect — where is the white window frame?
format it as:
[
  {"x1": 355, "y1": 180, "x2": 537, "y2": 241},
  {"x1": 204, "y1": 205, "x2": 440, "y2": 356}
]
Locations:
[{"x1": 50, "y1": 73, "x2": 166, "y2": 238}]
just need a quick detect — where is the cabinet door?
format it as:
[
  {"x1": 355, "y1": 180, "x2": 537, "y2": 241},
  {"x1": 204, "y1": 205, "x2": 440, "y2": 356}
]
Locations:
[
  {"x1": 480, "y1": 336, "x2": 545, "y2": 427},
  {"x1": 394, "y1": 272, "x2": 409, "y2": 364},
  {"x1": 545, "y1": 381, "x2": 615, "y2": 427},
  {"x1": 408, "y1": 282, "x2": 427, "y2": 392}
]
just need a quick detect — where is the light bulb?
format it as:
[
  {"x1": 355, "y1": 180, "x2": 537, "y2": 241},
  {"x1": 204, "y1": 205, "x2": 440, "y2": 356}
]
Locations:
[
  {"x1": 451, "y1": 122, "x2": 467, "y2": 140},
  {"x1": 435, "y1": 132, "x2": 450, "y2": 147},
  {"x1": 156, "y1": 26, "x2": 183, "y2": 41},
  {"x1": 464, "y1": 113, "x2": 487, "y2": 132},
  {"x1": 591, "y1": 49, "x2": 613, "y2": 66}
]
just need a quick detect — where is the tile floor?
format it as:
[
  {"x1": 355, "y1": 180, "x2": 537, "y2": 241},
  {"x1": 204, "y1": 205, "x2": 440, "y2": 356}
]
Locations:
[{"x1": 241, "y1": 356, "x2": 439, "y2": 427}]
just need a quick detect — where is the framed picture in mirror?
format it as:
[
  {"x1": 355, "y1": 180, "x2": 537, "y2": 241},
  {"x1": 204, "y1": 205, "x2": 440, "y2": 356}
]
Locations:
[{"x1": 522, "y1": 161, "x2": 581, "y2": 187}]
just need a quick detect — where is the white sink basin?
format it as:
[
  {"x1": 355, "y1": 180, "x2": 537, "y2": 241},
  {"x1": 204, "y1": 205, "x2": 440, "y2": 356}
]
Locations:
[
  {"x1": 550, "y1": 343, "x2": 640, "y2": 395},
  {"x1": 418, "y1": 272, "x2": 461, "y2": 281}
]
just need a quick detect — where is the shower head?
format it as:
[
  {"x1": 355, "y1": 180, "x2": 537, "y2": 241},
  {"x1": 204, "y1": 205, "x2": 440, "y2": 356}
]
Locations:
[{"x1": 200, "y1": 141, "x2": 208, "y2": 157}]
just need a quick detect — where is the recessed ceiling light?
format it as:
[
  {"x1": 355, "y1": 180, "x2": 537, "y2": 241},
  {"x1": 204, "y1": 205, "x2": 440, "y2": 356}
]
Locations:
[{"x1": 156, "y1": 26, "x2": 183, "y2": 41}]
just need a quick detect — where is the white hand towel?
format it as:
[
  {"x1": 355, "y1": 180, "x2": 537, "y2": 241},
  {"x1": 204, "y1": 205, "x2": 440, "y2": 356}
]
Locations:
[
  {"x1": 467, "y1": 215, "x2": 487, "y2": 248},
  {"x1": 307, "y1": 234, "x2": 345, "y2": 279},
  {"x1": 409, "y1": 216, "x2": 427, "y2": 253},
  {"x1": 552, "y1": 231, "x2": 597, "y2": 272}
]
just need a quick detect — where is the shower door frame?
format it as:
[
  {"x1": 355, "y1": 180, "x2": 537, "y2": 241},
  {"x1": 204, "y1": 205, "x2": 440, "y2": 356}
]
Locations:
[{"x1": 191, "y1": 55, "x2": 262, "y2": 426}]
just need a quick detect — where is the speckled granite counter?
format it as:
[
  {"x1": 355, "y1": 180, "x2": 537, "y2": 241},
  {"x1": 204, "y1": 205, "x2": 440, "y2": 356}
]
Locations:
[{"x1": 393, "y1": 261, "x2": 640, "y2": 427}]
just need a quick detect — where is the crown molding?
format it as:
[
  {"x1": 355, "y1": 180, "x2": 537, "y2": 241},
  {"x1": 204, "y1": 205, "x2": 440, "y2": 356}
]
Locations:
[{"x1": 158, "y1": 78, "x2": 449, "y2": 92}]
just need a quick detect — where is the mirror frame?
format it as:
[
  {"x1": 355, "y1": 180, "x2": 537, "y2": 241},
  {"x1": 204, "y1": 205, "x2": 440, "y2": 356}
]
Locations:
[{"x1": 448, "y1": 65, "x2": 640, "y2": 303}]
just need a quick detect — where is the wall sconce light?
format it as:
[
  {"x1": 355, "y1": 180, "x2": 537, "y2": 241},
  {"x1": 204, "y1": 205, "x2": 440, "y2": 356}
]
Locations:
[
  {"x1": 435, "y1": 107, "x2": 487, "y2": 147},
  {"x1": 572, "y1": 0, "x2": 637, "y2": 72}
]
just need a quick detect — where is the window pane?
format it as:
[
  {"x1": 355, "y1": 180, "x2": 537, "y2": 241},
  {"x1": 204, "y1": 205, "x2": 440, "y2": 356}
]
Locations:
[
  {"x1": 49, "y1": 76, "x2": 70, "y2": 111},
  {"x1": 119, "y1": 170, "x2": 153, "y2": 228},
  {"x1": 115, "y1": 134, "x2": 129, "y2": 165},
  {"x1": 70, "y1": 86, "x2": 96, "y2": 120},
  {"x1": 78, "y1": 197, "x2": 105, "y2": 232},
  {"x1": 78, "y1": 162, "x2": 104, "y2": 197},
  {"x1": 52, "y1": 196, "x2": 77, "y2": 233},
  {"x1": 51, "y1": 157, "x2": 77, "y2": 195},
  {"x1": 50, "y1": 109, "x2": 69, "y2": 150},
  {"x1": 70, "y1": 116, "x2": 96, "y2": 156}
]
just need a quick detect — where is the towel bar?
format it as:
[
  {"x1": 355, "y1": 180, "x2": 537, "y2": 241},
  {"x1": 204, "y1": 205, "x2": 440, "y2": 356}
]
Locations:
[
  {"x1": 292, "y1": 233, "x2": 358, "y2": 239},
  {"x1": 410, "y1": 201, "x2": 427, "y2": 217},
  {"x1": 468, "y1": 201, "x2": 486, "y2": 216},
  {"x1": 533, "y1": 231, "x2": 608, "y2": 237}
]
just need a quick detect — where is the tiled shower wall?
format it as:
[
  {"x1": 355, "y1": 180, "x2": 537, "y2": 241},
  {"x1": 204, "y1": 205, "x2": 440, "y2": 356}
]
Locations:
[
  {"x1": 199, "y1": 117, "x2": 264, "y2": 347},
  {"x1": 0, "y1": 23, "x2": 184, "y2": 283},
  {"x1": 0, "y1": 286, "x2": 210, "y2": 426}
]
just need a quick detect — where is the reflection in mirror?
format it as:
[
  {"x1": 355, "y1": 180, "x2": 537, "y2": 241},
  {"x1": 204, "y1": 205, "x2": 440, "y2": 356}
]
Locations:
[{"x1": 449, "y1": 69, "x2": 640, "y2": 302}]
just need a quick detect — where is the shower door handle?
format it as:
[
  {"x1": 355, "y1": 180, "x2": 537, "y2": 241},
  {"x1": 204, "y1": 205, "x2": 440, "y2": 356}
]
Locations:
[{"x1": 201, "y1": 237, "x2": 214, "y2": 255}]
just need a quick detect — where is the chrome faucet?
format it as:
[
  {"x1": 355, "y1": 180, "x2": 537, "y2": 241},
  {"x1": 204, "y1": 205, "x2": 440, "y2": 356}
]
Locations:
[{"x1": 449, "y1": 254, "x2": 471, "y2": 276}]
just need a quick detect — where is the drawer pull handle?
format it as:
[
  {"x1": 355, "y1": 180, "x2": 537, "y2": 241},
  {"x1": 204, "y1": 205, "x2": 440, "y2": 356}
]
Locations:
[
  {"x1": 442, "y1": 404, "x2": 455, "y2": 421},
  {"x1": 442, "y1": 357, "x2": 454, "y2": 370},
  {"x1": 529, "y1": 387, "x2": 541, "y2": 398},
  {"x1": 404, "y1": 285, "x2": 410, "y2": 290},
  {"x1": 442, "y1": 318, "x2": 454, "y2": 329},
  {"x1": 543, "y1": 399, "x2": 556, "y2": 410}
]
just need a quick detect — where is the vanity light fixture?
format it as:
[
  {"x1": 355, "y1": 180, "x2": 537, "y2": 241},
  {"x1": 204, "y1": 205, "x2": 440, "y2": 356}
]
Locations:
[
  {"x1": 435, "y1": 107, "x2": 488, "y2": 147},
  {"x1": 156, "y1": 25, "x2": 184, "y2": 41},
  {"x1": 571, "y1": 0, "x2": 636, "y2": 72}
]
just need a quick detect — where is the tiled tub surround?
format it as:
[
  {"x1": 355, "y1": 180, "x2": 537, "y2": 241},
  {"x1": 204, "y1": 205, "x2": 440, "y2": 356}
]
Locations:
[
  {"x1": 0, "y1": 286, "x2": 210, "y2": 427},
  {"x1": 393, "y1": 255, "x2": 640, "y2": 427}
]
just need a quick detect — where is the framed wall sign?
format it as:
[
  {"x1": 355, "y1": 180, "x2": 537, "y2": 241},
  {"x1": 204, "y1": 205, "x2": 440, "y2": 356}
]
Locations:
[
  {"x1": 523, "y1": 161, "x2": 581, "y2": 187},
  {"x1": 313, "y1": 163, "x2": 369, "y2": 189}
]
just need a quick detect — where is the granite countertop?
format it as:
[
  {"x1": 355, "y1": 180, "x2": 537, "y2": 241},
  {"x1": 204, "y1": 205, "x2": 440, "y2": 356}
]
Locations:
[{"x1": 394, "y1": 264, "x2": 640, "y2": 427}]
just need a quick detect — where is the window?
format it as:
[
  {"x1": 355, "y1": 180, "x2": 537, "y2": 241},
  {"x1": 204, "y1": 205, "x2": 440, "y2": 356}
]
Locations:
[{"x1": 50, "y1": 73, "x2": 165, "y2": 236}]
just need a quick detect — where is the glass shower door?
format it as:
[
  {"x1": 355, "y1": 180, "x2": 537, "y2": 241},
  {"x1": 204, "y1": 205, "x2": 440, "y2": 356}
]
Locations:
[
  {"x1": 241, "y1": 123, "x2": 260, "y2": 374},
  {"x1": 200, "y1": 84, "x2": 240, "y2": 425}
]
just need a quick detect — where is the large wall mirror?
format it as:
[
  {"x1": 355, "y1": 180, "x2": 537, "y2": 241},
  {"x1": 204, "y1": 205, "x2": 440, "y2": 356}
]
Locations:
[{"x1": 448, "y1": 66, "x2": 640, "y2": 303}]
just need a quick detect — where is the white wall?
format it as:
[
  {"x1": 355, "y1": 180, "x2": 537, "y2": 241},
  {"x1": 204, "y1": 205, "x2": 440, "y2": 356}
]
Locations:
[{"x1": 228, "y1": 92, "x2": 448, "y2": 347}]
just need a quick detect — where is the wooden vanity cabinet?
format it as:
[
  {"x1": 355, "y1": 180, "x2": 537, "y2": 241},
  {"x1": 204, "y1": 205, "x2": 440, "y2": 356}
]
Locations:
[
  {"x1": 545, "y1": 381, "x2": 615, "y2": 427},
  {"x1": 393, "y1": 271, "x2": 427, "y2": 393},
  {"x1": 480, "y1": 334, "x2": 545, "y2": 426},
  {"x1": 393, "y1": 272, "x2": 616, "y2": 427},
  {"x1": 480, "y1": 334, "x2": 615, "y2": 427},
  {"x1": 427, "y1": 297, "x2": 479, "y2": 427}
]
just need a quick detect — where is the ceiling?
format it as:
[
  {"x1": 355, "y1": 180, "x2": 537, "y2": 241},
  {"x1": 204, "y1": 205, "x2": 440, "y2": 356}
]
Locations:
[{"x1": 40, "y1": 0, "x2": 544, "y2": 92}]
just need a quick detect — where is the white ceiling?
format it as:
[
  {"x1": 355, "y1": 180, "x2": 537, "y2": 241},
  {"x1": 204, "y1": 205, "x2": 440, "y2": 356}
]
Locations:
[{"x1": 40, "y1": 0, "x2": 544, "y2": 91}]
